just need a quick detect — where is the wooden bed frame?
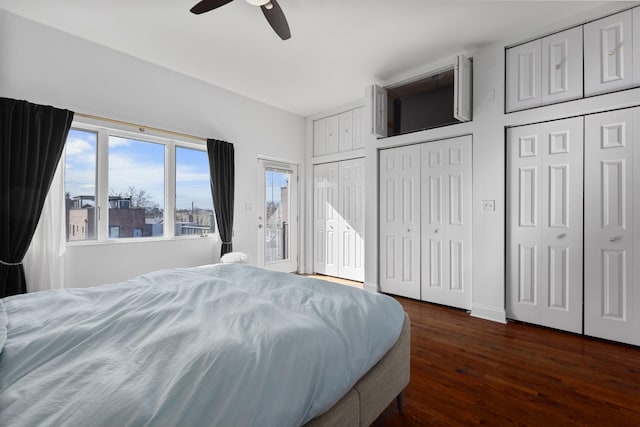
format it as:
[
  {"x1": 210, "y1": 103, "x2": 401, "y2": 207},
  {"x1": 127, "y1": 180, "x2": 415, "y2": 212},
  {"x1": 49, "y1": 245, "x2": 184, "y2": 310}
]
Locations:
[{"x1": 305, "y1": 313, "x2": 411, "y2": 426}]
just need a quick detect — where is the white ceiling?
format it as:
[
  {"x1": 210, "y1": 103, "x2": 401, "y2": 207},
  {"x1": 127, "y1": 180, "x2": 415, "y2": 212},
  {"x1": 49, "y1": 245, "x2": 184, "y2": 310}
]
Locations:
[{"x1": 0, "y1": 1, "x2": 636, "y2": 116}]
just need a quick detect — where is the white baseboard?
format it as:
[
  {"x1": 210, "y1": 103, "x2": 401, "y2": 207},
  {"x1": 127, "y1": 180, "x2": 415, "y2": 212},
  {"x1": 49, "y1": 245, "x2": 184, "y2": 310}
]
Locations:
[{"x1": 470, "y1": 304, "x2": 507, "y2": 324}]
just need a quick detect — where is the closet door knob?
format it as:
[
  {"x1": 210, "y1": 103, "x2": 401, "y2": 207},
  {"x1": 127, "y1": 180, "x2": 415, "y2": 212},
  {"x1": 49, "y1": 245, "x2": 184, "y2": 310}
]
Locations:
[
  {"x1": 609, "y1": 235, "x2": 623, "y2": 242},
  {"x1": 557, "y1": 233, "x2": 566, "y2": 239},
  {"x1": 609, "y1": 49, "x2": 616, "y2": 56}
]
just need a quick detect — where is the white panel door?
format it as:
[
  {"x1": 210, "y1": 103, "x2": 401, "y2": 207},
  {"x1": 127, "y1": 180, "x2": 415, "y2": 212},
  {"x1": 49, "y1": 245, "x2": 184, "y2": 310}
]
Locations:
[
  {"x1": 372, "y1": 84, "x2": 388, "y2": 138},
  {"x1": 339, "y1": 158, "x2": 365, "y2": 282},
  {"x1": 325, "y1": 115, "x2": 339, "y2": 154},
  {"x1": 634, "y1": 7, "x2": 640, "y2": 86},
  {"x1": 352, "y1": 107, "x2": 365, "y2": 149},
  {"x1": 584, "y1": 10, "x2": 634, "y2": 96},
  {"x1": 507, "y1": 117, "x2": 584, "y2": 333},
  {"x1": 585, "y1": 108, "x2": 639, "y2": 345},
  {"x1": 454, "y1": 54, "x2": 473, "y2": 122},
  {"x1": 506, "y1": 39, "x2": 542, "y2": 112},
  {"x1": 313, "y1": 119, "x2": 326, "y2": 157},
  {"x1": 379, "y1": 144, "x2": 421, "y2": 299},
  {"x1": 338, "y1": 111, "x2": 353, "y2": 152},
  {"x1": 541, "y1": 26, "x2": 583, "y2": 105},
  {"x1": 420, "y1": 135, "x2": 473, "y2": 309},
  {"x1": 313, "y1": 162, "x2": 339, "y2": 276}
]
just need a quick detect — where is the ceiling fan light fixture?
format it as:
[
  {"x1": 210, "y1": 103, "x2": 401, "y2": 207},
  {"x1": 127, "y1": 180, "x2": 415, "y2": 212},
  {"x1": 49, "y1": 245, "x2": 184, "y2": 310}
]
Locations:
[{"x1": 246, "y1": 0, "x2": 270, "y2": 6}]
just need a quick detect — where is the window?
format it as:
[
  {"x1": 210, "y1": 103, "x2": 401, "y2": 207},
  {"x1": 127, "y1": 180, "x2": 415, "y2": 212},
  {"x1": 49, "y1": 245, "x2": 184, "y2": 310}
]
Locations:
[
  {"x1": 65, "y1": 128, "x2": 97, "y2": 241},
  {"x1": 108, "y1": 137, "x2": 165, "y2": 239},
  {"x1": 175, "y1": 147, "x2": 215, "y2": 236},
  {"x1": 63, "y1": 123, "x2": 215, "y2": 243}
]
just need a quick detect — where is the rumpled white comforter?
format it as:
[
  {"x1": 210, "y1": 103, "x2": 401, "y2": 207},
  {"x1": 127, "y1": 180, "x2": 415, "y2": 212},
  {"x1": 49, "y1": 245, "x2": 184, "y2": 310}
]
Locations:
[{"x1": 0, "y1": 263, "x2": 405, "y2": 427}]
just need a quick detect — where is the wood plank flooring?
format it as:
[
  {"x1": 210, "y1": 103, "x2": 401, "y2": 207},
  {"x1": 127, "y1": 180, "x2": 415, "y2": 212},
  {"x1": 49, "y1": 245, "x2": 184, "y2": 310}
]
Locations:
[{"x1": 373, "y1": 297, "x2": 640, "y2": 426}]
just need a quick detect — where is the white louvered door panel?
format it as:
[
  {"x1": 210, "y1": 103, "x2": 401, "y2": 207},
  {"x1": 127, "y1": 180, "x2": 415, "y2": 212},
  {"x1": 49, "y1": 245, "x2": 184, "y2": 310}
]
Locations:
[
  {"x1": 584, "y1": 10, "x2": 634, "y2": 96},
  {"x1": 541, "y1": 26, "x2": 583, "y2": 105},
  {"x1": 420, "y1": 136, "x2": 473, "y2": 309},
  {"x1": 506, "y1": 39, "x2": 542, "y2": 112},
  {"x1": 379, "y1": 144, "x2": 421, "y2": 299},
  {"x1": 507, "y1": 117, "x2": 583, "y2": 333},
  {"x1": 313, "y1": 162, "x2": 339, "y2": 276},
  {"x1": 585, "y1": 108, "x2": 639, "y2": 345},
  {"x1": 339, "y1": 158, "x2": 365, "y2": 282}
]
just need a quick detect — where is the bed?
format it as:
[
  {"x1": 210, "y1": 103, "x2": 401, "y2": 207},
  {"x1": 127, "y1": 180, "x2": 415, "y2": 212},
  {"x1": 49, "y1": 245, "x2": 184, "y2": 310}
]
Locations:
[{"x1": 0, "y1": 263, "x2": 409, "y2": 426}]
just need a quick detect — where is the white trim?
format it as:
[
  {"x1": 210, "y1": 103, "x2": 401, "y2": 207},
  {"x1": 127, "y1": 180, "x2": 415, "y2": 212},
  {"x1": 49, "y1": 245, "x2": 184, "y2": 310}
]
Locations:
[{"x1": 470, "y1": 304, "x2": 507, "y2": 324}]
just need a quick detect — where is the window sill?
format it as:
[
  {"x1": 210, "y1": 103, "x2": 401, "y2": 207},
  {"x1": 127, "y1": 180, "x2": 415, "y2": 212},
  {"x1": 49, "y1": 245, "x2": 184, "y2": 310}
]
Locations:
[{"x1": 66, "y1": 234, "x2": 217, "y2": 247}]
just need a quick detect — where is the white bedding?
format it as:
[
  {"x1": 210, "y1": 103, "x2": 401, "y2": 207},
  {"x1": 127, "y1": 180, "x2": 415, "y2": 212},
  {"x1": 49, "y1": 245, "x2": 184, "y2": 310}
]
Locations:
[{"x1": 0, "y1": 263, "x2": 404, "y2": 426}]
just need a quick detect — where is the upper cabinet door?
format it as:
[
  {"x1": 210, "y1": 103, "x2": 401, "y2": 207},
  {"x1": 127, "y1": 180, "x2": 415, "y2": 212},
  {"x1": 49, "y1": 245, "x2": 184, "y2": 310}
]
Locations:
[
  {"x1": 313, "y1": 118, "x2": 326, "y2": 157},
  {"x1": 352, "y1": 107, "x2": 365, "y2": 149},
  {"x1": 325, "y1": 115, "x2": 340, "y2": 154},
  {"x1": 541, "y1": 26, "x2": 583, "y2": 105},
  {"x1": 506, "y1": 39, "x2": 542, "y2": 112},
  {"x1": 634, "y1": 7, "x2": 640, "y2": 86},
  {"x1": 454, "y1": 54, "x2": 472, "y2": 122},
  {"x1": 338, "y1": 110, "x2": 353, "y2": 152},
  {"x1": 584, "y1": 10, "x2": 634, "y2": 96},
  {"x1": 371, "y1": 84, "x2": 387, "y2": 138}
]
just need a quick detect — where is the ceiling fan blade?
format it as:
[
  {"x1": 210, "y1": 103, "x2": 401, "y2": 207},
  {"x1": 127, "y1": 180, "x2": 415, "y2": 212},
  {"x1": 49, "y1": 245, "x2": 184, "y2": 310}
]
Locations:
[
  {"x1": 261, "y1": 0, "x2": 291, "y2": 40},
  {"x1": 190, "y1": 0, "x2": 234, "y2": 15}
]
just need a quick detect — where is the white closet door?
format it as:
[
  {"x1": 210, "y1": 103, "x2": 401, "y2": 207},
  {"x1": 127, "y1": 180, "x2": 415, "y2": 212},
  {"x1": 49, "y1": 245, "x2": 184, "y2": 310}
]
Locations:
[
  {"x1": 634, "y1": 7, "x2": 640, "y2": 86},
  {"x1": 352, "y1": 107, "x2": 365, "y2": 149},
  {"x1": 585, "y1": 108, "x2": 639, "y2": 345},
  {"x1": 313, "y1": 162, "x2": 339, "y2": 276},
  {"x1": 541, "y1": 26, "x2": 583, "y2": 105},
  {"x1": 379, "y1": 144, "x2": 421, "y2": 299},
  {"x1": 325, "y1": 115, "x2": 340, "y2": 154},
  {"x1": 507, "y1": 117, "x2": 583, "y2": 333},
  {"x1": 420, "y1": 135, "x2": 473, "y2": 309},
  {"x1": 584, "y1": 10, "x2": 634, "y2": 96},
  {"x1": 339, "y1": 158, "x2": 365, "y2": 282},
  {"x1": 338, "y1": 111, "x2": 353, "y2": 152},
  {"x1": 313, "y1": 119, "x2": 326, "y2": 157},
  {"x1": 506, "y1": 39, "x2": 542, "y2": 112}
]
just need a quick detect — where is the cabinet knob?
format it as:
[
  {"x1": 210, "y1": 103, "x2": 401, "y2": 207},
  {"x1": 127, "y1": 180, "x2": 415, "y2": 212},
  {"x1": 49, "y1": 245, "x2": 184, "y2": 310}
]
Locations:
[
  {"x1": 434, "y1": 228, "x2": 439, "y2": 234},
  {"x1": 557, "y1": 233, "x2": 566, "y2": 239},
  {"x1": 555, "y1": 64, "x2": 561, "y2": 70},
  {"x1": 609, "y1": 49, "x2": 616, "y2": 56},
  {"x1": 407, "y1": 228, "x2": 411, "y2": 233}
]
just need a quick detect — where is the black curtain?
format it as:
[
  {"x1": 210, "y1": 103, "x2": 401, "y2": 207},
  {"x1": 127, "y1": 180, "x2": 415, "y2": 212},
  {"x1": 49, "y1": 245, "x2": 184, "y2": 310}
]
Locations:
[
  {"x1": 206, "y1": 139, "x2": 235, "y2": 258},
  {"x1": 0, "y1": 98, "x2": 74, "y2": 297}
]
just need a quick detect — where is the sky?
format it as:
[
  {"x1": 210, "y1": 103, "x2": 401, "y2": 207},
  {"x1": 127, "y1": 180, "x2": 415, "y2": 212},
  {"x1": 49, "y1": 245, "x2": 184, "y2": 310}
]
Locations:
[
  {"x1": 65, "y1": 129, "x2": 213, "y2": 211},
  {"x1": 265, "y1": 170, "x2": 289, "y2": 205}
]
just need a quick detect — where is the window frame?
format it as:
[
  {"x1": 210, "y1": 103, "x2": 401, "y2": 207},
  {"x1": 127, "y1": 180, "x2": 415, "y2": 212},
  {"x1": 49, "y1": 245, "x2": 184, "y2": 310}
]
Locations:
[{"x1": 65, "y1": 120, "x2": 215, "y2": 246}]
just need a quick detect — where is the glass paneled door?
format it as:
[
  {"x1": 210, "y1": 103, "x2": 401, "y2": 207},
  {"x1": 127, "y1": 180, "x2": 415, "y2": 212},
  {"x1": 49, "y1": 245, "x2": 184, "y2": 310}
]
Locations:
[{"x1": 257, "y1": 159, "x2": 299, "y2": 272}]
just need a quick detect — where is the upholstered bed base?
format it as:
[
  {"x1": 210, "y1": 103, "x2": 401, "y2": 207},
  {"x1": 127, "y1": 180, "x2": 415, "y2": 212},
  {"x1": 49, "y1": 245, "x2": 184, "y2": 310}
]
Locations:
[{"x1": 305, "y1": 312, "x2": 411, "y2": 427}]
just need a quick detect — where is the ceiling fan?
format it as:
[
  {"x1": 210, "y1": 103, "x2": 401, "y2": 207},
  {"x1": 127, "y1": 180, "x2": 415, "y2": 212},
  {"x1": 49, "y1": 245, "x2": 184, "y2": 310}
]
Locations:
[{"x1": 190, "y1": 0, "x2": 291, "y2": 41}]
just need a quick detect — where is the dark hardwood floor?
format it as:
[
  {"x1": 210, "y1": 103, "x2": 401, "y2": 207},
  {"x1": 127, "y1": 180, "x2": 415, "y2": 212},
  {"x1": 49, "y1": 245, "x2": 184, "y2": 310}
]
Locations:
[{"x1": 373, "y1": 297, "x2": 640, "y2": 426}]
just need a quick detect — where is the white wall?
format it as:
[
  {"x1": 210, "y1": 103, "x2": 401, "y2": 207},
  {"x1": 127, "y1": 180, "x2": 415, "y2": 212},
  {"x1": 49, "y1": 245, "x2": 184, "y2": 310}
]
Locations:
[
  {"x1": 0, "y1": 11, "x2": 305, "y2": 288},
  {"x1": 308, "y1": 14, "x2": 640, "y2": 324}
]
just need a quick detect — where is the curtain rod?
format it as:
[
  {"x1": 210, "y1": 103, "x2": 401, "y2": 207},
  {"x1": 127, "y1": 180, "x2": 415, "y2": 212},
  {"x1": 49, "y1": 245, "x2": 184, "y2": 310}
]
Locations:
[{"x1": 75, "y1": 112, "x2": 207, "y2": 142}]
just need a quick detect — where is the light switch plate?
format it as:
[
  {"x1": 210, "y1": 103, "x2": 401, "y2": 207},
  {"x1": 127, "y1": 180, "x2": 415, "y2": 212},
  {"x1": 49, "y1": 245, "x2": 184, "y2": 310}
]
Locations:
[{"x1": 482, "y1": 200, "x2": 495, "y2": 212}]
